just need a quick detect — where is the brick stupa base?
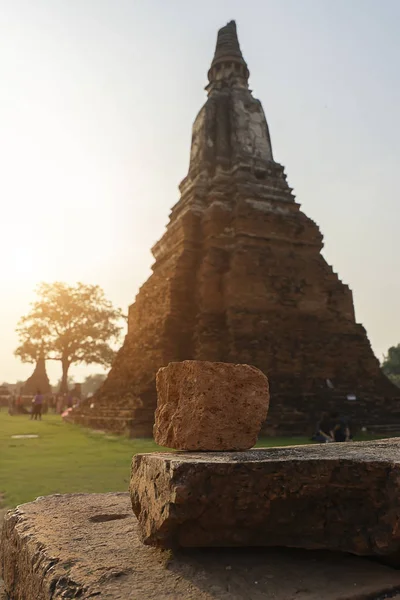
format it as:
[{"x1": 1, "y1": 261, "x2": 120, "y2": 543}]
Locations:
[{"x1": 2, "y1": 493, "x2": 400, "y2": 600}]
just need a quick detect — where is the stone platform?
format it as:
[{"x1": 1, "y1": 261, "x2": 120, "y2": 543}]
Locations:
[
  {"x1": 131, "y1": 439, "x2": 400, "y2": 559},
  {"x1": 2, "y1": 493, "x2": 400, "y2": 600}
]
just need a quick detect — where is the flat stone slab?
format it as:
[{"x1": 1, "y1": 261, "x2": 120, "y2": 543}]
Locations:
[
  {"x1": 2, "y1": 493, "x2": 400, "y2": 599},
  {"x1": 131, "y1": 438, "x2": 400, "y2": 559}
]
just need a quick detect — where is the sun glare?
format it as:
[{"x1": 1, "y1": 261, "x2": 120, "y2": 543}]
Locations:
[{"x1": 8, "y1": 247, "x2": 40, "y2": 282}]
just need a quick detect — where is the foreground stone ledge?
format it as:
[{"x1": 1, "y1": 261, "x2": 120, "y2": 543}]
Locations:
[
  {"x1": 2, "y1": 493, "x2": 400, "y2": 599},
  {"x1": 131, "y1": 438, "x2": 400, "y2": 559}
]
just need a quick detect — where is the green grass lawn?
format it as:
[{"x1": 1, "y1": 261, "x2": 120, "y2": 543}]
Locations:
[
  {"x1": 0, "y1": 412, "x2": 164, "y2": 508},
  {"x1": 0, "y1": 411, "x2": 380, "y2": 509}
]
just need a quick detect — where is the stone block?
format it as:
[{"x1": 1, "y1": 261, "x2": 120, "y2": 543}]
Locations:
[
  {"x1": 3, "y1": 493, "x2": 400, "y2": 600},
  {"x1": 131, "y1": 438, "x2": 400, "y2": 560},
  {"x1": 153, "y1": 360, "x2": 269, "y2": 451}
]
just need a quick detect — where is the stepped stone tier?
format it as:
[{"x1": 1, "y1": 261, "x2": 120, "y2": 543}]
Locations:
[
  {"x1": 70, "y1": 20, "x2": 399, "y2": 437},
  {"x1": 3, "y1": 493, "x2": 400, "y2": 599},
  {"x1": 21, "y1": 352, "x2": 51, "y2": 396},
  {"x1": 131, "y1": 439, "x2": 400, "y2": 559}
]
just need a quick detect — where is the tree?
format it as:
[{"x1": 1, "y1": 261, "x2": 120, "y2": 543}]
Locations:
[
  {"x1": 15, "y1": 282, "x2": 124, "y2": 393},
  {"x1": 382, "y1": 345, "x2": 400, "y2": 388}
]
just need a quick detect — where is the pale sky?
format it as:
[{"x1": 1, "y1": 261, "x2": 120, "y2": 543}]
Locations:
[{"x1": 1, "y1": 0, "x2": 399, "y2": 386}]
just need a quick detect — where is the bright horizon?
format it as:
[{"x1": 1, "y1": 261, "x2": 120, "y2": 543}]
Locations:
[{"x1": 1, "y1": 0, "x2": 399, "y2": 386}]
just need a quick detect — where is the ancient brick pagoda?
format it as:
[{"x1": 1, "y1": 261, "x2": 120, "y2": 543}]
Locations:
[
  {"x1": 21, "y1": 351, "x2": 51, "y2": 396},
  {"x1": 71, "y1": 21, "x2": 398, "y2": 436}
]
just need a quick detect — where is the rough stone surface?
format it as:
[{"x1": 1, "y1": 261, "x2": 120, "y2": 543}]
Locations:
[
  {"x1": 131, "y1": 438, "x2": 400, "y2": 560},
  {"x1": 69, "y1": 21, "x2": 399, "y2": 438},
  {"x1": 3, "y1": 493, "x2": 400, "y2": 600},
  {"x1": 154, "y1": 360, "x2": 269, "y2": 451}
]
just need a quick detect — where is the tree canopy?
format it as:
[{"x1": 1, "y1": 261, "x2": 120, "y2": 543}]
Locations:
[
  {"x1": 382, "y1": 344, "x2": 400, "y2": 388},
  {"x1": 15, "y1": 282, "x2": 124, "y2": 393},
  {"x1": 382, "y1": 345, "x2": 400, "y2": 376}
]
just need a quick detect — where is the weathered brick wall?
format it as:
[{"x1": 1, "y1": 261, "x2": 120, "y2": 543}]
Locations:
[{"x1": 71, "y1": 164, "x2": 398, "y2": 437}]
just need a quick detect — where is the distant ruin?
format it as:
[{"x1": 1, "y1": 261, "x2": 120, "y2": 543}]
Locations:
[
  {"x1": 70, "y1": 21, "x2": 399, "y2": 437},
  {"x1": 21, "y1": 351, "x2": 51, "y2": 396}
]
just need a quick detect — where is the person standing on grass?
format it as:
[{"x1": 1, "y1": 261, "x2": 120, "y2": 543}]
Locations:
[{"x1": 31, "y1": 390, "x2": 43, "y2": 420}]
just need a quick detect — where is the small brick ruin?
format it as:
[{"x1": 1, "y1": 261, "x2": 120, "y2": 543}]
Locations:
[
  {"x1": 20, "y1": 352, "x2": 51, "y2": 397},
  {"x1": 70, "y1": 20, "x2": 399, "y2": 437}
]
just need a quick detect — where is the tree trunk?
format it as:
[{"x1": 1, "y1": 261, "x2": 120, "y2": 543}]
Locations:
[{"x1": 59, "y1": 359, "x2": 70, "y2": 394}]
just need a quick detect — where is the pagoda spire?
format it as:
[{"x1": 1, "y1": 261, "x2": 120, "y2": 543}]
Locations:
[{"x1": 207, "y1": 20, "x2": 249, "y2": 93}]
